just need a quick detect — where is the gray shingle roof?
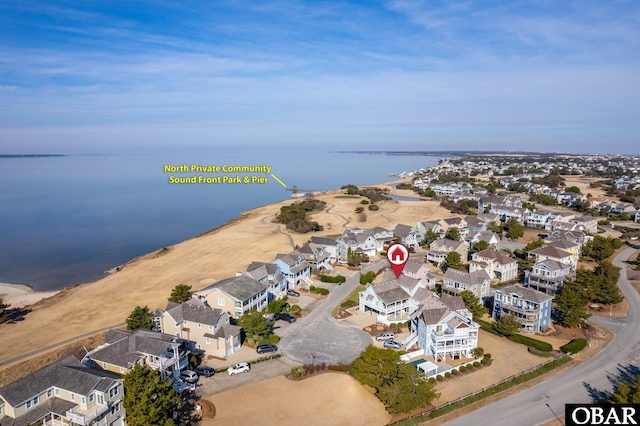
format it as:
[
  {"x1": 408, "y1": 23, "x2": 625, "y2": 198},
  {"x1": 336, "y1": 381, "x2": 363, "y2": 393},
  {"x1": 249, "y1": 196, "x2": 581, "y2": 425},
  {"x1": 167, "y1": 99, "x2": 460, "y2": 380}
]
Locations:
[
  {"x1": 0, "y1": 398, "x2": 78, "y2": 426},
  {"x1": 440, "y1": 296, "x2": 466, "y2": 311},
  {"x1": 89, "y1": 329, "x2": 181, "y2": 369},
  {"x1": 393, "y1": 224, "x2": 416, "y2": 238},
  {"x1": 164, "y1": 299, "x2": 226, "y2": 327},
  {"x1": 473, "y1": 249, "x2": 517, "y2": 265},
  {"x1": 529, "y1": 246, "x2": 572, "y2": 259},
  {"x1": 0, "y1": 356, "x2": 120, "y2": 407},
  {"x1": 404, "y1": 258, "x2": 425, "y2": 274},
  {"x1": 200, "y1": 275, "x2": 268, "y2": 302},
  {"x1": 495, "y1": 284, "x2": 553, "y2": 304},
  {"x1": 443, "y1": 268, "x2": 491, "y2": 286},
  {"x1": 310, "y1": 236, "x2": 338, "y2": 246}
]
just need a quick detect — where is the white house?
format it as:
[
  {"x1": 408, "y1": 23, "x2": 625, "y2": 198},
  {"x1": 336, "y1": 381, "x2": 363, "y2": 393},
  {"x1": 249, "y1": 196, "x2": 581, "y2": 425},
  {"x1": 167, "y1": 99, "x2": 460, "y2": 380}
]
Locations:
[
  {"x1": 525, "y1": 259, "x2": 575, "y2": 295},
  {"x1": 469, "y1": 249, "x2": 518, "y2": 282},
  {"x1": 442, "y1": 268, "x2": 491, "y2": 301},
  {"x1": 358, "y1": 273, "x2": 427, "y2": 324}
]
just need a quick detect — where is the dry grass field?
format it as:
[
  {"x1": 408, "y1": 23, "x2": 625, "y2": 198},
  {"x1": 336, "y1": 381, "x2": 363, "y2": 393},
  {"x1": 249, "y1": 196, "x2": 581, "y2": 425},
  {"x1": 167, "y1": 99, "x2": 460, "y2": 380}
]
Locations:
[{"x1": 0, "y1": 187, "x2": 457, "y2": 367}]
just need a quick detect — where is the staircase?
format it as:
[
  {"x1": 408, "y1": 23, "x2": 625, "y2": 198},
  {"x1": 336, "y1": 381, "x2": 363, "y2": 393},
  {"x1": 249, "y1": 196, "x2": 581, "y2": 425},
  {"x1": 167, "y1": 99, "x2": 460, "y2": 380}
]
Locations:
[
  {"x1": 402, "y1": 332, "x2": 419, "y2": 349},
  {"x1": 301, "y1": 275, "x2": 314, "y2": 286}
]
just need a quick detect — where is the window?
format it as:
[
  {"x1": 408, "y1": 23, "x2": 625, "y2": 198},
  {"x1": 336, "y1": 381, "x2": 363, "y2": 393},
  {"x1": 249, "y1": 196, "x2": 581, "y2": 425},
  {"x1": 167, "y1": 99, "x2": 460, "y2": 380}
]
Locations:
[
  {"x1": 120, "y1": 367, "x2": 124, "y2": 373},
  {"x1": 0, "y1": 405, "x2": 3, "y2": 415},
  {"x1": 198, "y1": 323, "x2": 201, "y2": 328},
  {"x1": 111, "y1": 402, "x2": 121, "y2": 415},
  {"x1": 218, "y1": 298, "x2": 225, "y2": 306},
  {"x1": 47, "y1": 389, "x2": 52, "y2": 398},
  {"x1": 97, "y1": 394, "x2": 104, "y2": 405},
  {"x1": 109, "y1": 385, "x2": 119, "y2": 398},
  {"x1": 55, "y1": 388, "x2": 60, "y2": 396},
  {"x1": 26, "y1": 401, "x2": 31, "y2": 410},
  {"x1": 206, "y1": 338, "x2": 210, "y2": 344},
  {"x1": 208, "y1": 325, "x2": 213, "y2": 330},
  {"x1": 82, "y1": 397, "x2": 85, "y2": 404},
  {"x1": 102, "y1": 362, "x2": 107, "y2": 369},
  {"x1": 89, "y1": 393, "x2": 94, "y2": 403},
  {"x1": 71, "y1": 394, "x2": 75, "y2": 401}
]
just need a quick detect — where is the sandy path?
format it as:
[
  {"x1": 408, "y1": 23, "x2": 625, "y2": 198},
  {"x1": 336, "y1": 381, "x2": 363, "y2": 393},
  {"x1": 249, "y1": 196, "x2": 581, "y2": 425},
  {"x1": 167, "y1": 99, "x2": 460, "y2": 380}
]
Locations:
[
  {"x1": 201, "y1": 373, "x2": 391, "y2": 426},
  {"x1": 0, "y1": 188, "x2": 455, "y2": 366}
]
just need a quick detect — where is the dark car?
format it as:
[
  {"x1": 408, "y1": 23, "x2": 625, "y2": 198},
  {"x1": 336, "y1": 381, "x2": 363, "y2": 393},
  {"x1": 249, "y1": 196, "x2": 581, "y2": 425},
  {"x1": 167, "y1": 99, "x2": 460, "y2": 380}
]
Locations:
[
  {"x1": 274, "y1": 313, "x2": 296, "y2": 323},
  {"x1": 256, "y1": 344, "x2": 278, "y2": 354},
  {"x1": 287, "y1": 289, "x2": 300, "y2": 297},
  {"x1": 194, "y1": 367, "x2": 215, "y2": 377}
]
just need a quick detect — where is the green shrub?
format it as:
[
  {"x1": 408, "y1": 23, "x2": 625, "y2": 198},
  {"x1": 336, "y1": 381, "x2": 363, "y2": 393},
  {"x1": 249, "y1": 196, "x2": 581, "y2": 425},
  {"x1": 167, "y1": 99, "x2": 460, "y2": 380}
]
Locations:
[
  {"x1": 310, "y1": 285, "x2": 316, "y2": 292},
  {"x1": 473, "y1": 361, "x2": 481, "y2": 368},
  {"x1": 359, "y1": 271, "x2": 376, "y2": 284},
  {"x1": 289, "y1": 305, "x2": 301, "y2": 314},
  {"x1": 317, "y1": 288, "x2": 329, "y2": 295},
  {"x1": 484, "y1": 353, "x2": 491, "y2": 359},
  {"x1": 368, "y1": 204, "x2": 379, "y2": 211},
  {"x1": 451, "y1": 369, "x2": 459, "y2": 375},
  {"x1": 560, "y1": 338, "x2": 588, "y2": 354},
  {"x1": 476, "y1": 319, "x2": 502, "y2": 336},
  {"x1": 459, "y1": 365, "x2": 466, "y2": 373},
  {"x1": 428, "y1": 377, "x2": 436, "y2": 384},
  {"x1": 328, "y1": 364, "x2": 350, "y2": 372},
  {"x1": 269, "y1": 334, "x2": 281, "y2": 343},
  {"x1": 341, "y1": 300, "x2": 357, "y2": 308},
  {"x1": 246, "y1": 337, "x2": 255, "y2": 346},
  {"x1": 436, "y1": 375, "x2": 443, "y2": 381},
  {"x1": 361, "y1": 200, "x2": 370, "y2": 204},
  {"x1": 445, "y1": 372, "x2": 451, "y2": 378},
  {"x1": 389, "y1": 323, "x2": 397, "y2": 329},
  {"x1": 481, "y1": 358, "x2": 488, "y2": 364},
  {"x1": 321, "y1": 275, "x2": 346, "y2": 283},
  {"x1": 528, "y1": 347, "x2": 555, "y2": 357},
  {"x1": 508, "y1": 334, "x2": 552, "y2": 352}
]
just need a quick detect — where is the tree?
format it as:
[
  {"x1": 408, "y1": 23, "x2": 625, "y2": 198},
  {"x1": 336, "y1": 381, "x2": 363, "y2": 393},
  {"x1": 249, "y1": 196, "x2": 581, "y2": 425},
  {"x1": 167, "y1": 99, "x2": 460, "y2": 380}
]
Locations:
[
  {"x1": 582, "y1": 236, "x2": 623, "y2": 261},
  {"x1": 444, "y1": 251, "x2": 464, "y2": 271},
  {"x1": 423, "y1": 229, "x2": 439, "y2": 246},
  {"x1": 472, "y1": 347, "x2": 485, "y2": 358},
  {"x1": 351, "y1": 345, "x2": 439, "y2": 414},
  {"x1": 126, "y1": 305, "x2": 154, "y2": 332},
  {"x1": 168, "y1": 284, "x2": 193, "y2": 304},
  {"x1": 123, "y1": 364, "x2": 179, "y2": 426},
  {"x1": 470, "y1": 240, "x2": 489, "y2": 255},
  {"x1": 266, "y1": 297, "x2": 289, "y2": 314},
  {"x1": 494, "y1": 313, "x2": 521, "y2": 337},
  {"x1": 237, "y1": 309, "x2": 270, "y2": 341},
  {"x1": 591, "y1": 261, "x2": 623, "y2": 305},
  {"x1": 504, "y1": 218, "x2": 523, "y2": 240},
  {"x1": 0, "y1": 299, "x2": 11, "y2": 324},
  {"x1": 554, "y1": 278, "x2": 591, "y2": 327},
  {"x1": 486, "y1": 221, "x2": 502, "y2": 234},
  {"x1": 457, "y1": 290, "x2": 487, "y2": 321},
  {"x1": 444, "y1": 227, "x2": 461, "y2": 242},
  {"x1": 609, "y1": 374, "x2": 640, "y2": 404}
]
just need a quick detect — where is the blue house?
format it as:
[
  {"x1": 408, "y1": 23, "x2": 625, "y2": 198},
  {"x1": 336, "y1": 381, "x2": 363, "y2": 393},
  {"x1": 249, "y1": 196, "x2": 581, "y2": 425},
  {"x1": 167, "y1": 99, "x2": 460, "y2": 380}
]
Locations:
[{"x1": 492, "y1": 284, "x2": 553, "y2": 333}]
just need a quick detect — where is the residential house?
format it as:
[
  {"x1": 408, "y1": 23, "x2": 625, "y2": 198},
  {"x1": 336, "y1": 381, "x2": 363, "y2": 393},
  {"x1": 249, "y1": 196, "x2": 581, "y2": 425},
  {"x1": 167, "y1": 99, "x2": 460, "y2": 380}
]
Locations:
[
  {"x1": 83, "y1": 329, "x2": 190, "y2": 379},
  {"x1": 546, "y1": 240, "x2": 581, "y2": 265},
  {"x1": 525, "y1": 259, "x2": 575, "y2": 295},
  {"x1": 463, "y1": 216, "x2": 486, "y2": 232},
  {"x1": 193, "y1": 275, "x2": 269, "y2": 319},
  {"x1": 293, "y1": 243, "x2": 333, "y2": 272},
  {"x1": 426, "y1": 238, "x2": 468, "y2": 266},
  {"x1": 478, "y1": 195, "x2": 522, "y2": 213},
  {"x1": 528, "y1": 246, "x2": 576, "y2": 269},
  {"x1": 438, "y1": 217, "x2": 468, "y2": 238},
  {"x1": 158, "y1": 299, "x2": 241, "y2": 359},
  {"x1": 416, "y1": 220, "x2": 443, "y2": 241},
  {"x1": 526, "y1": 210, "x2": 552, "y2": 229},
  {"x1": 0, "y1": 356, "x2": 124, "y2": 426},
  {"x1": 358, "y1": 273, "x2": 427, "y2": 324},
  {"x1": 406, "y1": 294, "x2": 479, "y2": 361},
  {"x1": 309, "y1": 236, "x2": 340, "y2": 263},
  {"x1": 272, "y1": 252, "x2": 313, "y2": 288},
  {"x1": 442, "y1": 268, "x2": 491, "y2": 301},
  {"x1": 403, "y1": 258, "x2": 436, "y2": 288},
  {"x1": 569, "y1": 215, "x2": 599, "y2": 234},
  {"x1": 246, "y1": 261, "x2": 287, "y2": 300},
  {"x1": 469, "y1": 249, "x2": 518, "y2": 282},
  {"x1": 338, "y1": 227, "x2": 395, "y2": 258},
  {"x1": 393, "y1": 224, "x2": 420, "y2": 248},
  {"x1": 464, "y1": 230, "x2": 500, "y2": 250},
  {"x1": 546, "y1": 230, "x2": 586, "y2": 246},
  {"x1": 492, "y1": 285, "x2": 553, "y2": 333}
]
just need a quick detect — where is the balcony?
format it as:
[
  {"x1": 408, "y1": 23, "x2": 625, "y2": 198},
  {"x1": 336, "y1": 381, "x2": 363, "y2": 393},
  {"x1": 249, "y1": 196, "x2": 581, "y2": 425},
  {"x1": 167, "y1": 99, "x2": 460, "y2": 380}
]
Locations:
[{"x1": 65, "y1": 403, "x2": 109, "y2": 425}]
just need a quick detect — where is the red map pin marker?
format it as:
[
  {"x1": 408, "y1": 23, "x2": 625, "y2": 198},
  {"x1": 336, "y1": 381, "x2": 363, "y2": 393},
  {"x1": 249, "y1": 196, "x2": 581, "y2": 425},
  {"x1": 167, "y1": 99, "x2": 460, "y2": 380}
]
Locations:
[{"x1": 387, "y1": 243, "x2": 409, "y2": 278}]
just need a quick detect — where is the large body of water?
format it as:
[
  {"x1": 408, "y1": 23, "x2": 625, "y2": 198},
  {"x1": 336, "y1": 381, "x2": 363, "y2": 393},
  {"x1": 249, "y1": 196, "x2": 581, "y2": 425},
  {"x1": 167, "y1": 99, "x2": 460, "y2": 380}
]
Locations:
[{"x1": 0, "y1": 149, "x2": 441, "y2": 291}]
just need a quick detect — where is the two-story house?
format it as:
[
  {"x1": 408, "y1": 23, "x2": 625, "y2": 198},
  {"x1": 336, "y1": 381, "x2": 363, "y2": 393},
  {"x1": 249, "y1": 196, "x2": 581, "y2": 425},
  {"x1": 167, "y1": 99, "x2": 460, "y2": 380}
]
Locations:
[
  {"x1": 546, "y1": 240, "x2": 581, "y2": 265},
  {"x1": 393, "y1": 224, "x2": 420, "y2": 248},
  {"x1": 158, "y1": 299, "x2": 241, "y2": 359},
  {"x1": 309, "y1": 236, "x2": 340, "y2": 264},
  {"x1": 246, "y1": 261, "x2": 287, "y2": 300},
  {"x1": 83, "y1": 329, "x2": 190, "y2": 379},
  {"x1": 442, "y1": 268, "x2": 491, "y2": 301},
  {"x1": 528, "y1": 246, "x2": 576, "y2": 269},
  {"x1": 469, "y1": 249, "x2": 518, "y2": 282},
  {"x1": 525, "y1": 259, "x2": 575, "y2": 295},
  {"x1": 406, "y1": 294, "x2": 479, "y2": 361},
  {"x1": 193, "y1": 275, "x2": 269, "y2": 319},
  {"x1": 416, "y1": 220, "x2": 443, "y2": 241},
  {"x1": 403, "y1": 258, "x2": 436, "y2": 288},
  {"x1": 526, "y1": 210, "x2": 552, "y2": 229},
  {"x1": 359, "y1": 273, "x2": 427, "y2": 324},
  {"x1": 295, "y1": 242, "x2": 334, "y2": 271},
  {"x1": 0, "y1": 356, "x2": 124, "y2": 426},
  {"x1": 426, "y1": 239, "x2": 468, "y2": 266},
  {"x1": 464, "y1": 230, "x2": 500, "y2": 250},
  {"x1": 492, "y1": 284, "x2": 553, "y2": 333},
  {"x1": 272, "y1": 253, "x2": 313, "y2": 288}
]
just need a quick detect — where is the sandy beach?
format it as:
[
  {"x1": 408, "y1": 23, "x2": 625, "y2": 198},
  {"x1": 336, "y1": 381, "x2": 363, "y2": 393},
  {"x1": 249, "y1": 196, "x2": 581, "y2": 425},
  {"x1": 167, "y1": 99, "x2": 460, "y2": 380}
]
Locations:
[
  {"x1": 0, "y1": 282, "x2": 60, "y2": 309},
  {"x1": 0, "y1": 181, "x2": 457, "y2": 366}
]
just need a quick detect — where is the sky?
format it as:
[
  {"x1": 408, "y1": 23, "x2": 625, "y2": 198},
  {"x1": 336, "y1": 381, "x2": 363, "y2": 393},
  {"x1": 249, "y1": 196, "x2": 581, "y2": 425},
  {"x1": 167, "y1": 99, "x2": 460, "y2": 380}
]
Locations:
[{"x1": 1, "y1": 0, "x2": 639, "y2": 154}]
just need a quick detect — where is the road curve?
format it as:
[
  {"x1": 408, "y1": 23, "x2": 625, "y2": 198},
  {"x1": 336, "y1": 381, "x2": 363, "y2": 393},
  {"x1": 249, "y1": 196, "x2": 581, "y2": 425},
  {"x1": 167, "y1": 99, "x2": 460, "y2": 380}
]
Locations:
[{"x1": 445, "y1": 245, "x2": 640, "y2": 426}]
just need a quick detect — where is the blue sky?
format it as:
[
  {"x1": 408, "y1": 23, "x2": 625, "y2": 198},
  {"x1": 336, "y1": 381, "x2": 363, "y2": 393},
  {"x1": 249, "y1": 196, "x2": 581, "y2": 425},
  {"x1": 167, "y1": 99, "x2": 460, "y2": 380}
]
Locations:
[{"x1": 1, "y1": 0, "x2": 639, "y2": 154}]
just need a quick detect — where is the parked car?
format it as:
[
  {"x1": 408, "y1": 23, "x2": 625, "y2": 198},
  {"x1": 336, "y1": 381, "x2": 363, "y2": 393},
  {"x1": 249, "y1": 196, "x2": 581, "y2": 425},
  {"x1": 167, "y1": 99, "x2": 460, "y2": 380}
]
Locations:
[
  {"x1": 228, "y1": 362, "x2": 251, "y2": 375},
  {"x1": 383, "y1": 339, "x2": 402, "y2": 349},
  {"x1": 194, "y1": 367, "x2": 215, "y2": 377},
  {"x1": 180, "y1": 370, "x2": 198, "y2": 383},
  {"x1": 376, "y1": 331, "x2": 395, "y2": 341},
  {"x1": 256, "y1": 344, "x2": 278, "y2": 354},
  {"x1": 274, "y1": 313, "x2": 296, "y2": 323},
  {"x1": 172, "y1": 377, "x2": 196, "y2": 394},
  {"x1": 287, "y1": 289, "x2": 300, "y2": 297}
]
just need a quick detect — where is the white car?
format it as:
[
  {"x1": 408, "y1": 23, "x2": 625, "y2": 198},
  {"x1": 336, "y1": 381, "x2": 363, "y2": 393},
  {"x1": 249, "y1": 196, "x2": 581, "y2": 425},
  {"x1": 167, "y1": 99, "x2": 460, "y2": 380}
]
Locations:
[
  {"x1": 172, "y1": 377, "x2": 195, "y2": 394},
  {"x1": 228, "y1": 362, "x2": 251, "y2": 375}
]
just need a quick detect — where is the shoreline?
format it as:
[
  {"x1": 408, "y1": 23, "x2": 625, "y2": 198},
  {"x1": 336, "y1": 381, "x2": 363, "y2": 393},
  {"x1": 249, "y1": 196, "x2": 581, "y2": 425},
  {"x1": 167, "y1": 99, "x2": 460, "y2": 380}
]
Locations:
[{"x1": 0, "y1": 282, "x2": 60, "y2": 308}]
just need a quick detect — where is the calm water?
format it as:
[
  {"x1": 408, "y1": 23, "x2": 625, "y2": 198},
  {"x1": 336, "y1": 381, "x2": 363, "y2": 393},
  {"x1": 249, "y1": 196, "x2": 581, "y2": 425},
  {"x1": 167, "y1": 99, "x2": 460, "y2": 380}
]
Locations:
[{"x1": 0, "y1": 149, "x2": 440, "y2": 291}]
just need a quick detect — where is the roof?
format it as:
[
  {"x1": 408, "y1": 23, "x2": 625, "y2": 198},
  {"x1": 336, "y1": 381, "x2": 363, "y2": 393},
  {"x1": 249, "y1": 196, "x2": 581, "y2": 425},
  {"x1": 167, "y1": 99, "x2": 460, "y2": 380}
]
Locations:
[
  {"x1": 404, "y1": 258, "x2": 426, "y2": 274},
  {"x1": 164, "y1": 299, "x2": 226, "y2": 326},
  {"x1": 432, "y1": 238, "x2": 462, "y2": 250},
  {"x1": 440, "y1": 296, "x2": 466, "y2": 311},
  {"x1": 0, "y1": 356, "x2": 120, "y2": 407},
  {"x1": 393, "y1": 223, "x2": 416, "y2": 238},
  {"x1": 198, "y1": 275, "x2": 268, "y2": 302},
  {"x1": 473, "y1": 249, "x2": 517, "y2": 265},
  {"x1": 89, "y1": 329, "x2": 181, "y2": 369},
  {"x1": 495, "y1": 284, "x2": 553, "y2": 304},
  {"x1": 212, "y1": 324, "x2": 242, "y2": 339},
  {"x1": 529, "y1": 246, "x2": 573, "y2": 259},
  {"x1": 0, "y1": 398, "x2": 78, "y2": 426},
  {"x1": 419, "y1": 307, "x2": 450, "y2": 324},
  {"x1": 534, "y1": 259, "x2": 571, "y2": 271},
  {"x1": 547, "y1": 240, "x2": 579, "y2": 250},
  {"x1": 443, "y1": 268, "x2": 491, "y2": 286},
  {"x1": 310, "y1": 236, "x2": 338, "y2": 246}
]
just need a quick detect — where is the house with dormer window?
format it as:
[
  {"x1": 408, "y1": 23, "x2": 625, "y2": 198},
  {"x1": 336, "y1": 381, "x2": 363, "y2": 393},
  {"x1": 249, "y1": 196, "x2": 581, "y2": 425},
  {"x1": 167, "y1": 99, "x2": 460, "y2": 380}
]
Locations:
[
  {"x1": 0, "y1": 356, "x2": 124, "y2": 426},
  {"x1": 442, "y1": 268, "x2": 491, "y2": 301},
  {"x1": 525, "y1": 259, "x2": 575, "y2": 295},
  {"x1": 193, "y1": 275, "x2": 269, "y2": 318},
  {"x1": 492, "y1": 285, "x2": 552, "y2": 333}
]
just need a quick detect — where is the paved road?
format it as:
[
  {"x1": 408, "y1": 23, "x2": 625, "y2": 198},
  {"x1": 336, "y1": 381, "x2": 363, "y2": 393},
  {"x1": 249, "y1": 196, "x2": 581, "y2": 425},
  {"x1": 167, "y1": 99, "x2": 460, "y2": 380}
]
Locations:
[
  {"x1": 279, "y1": 261, "x2": 387, "y2": 365},
  {"x1": 445, "y1": 245, "x2": 640, "y2": 426}
]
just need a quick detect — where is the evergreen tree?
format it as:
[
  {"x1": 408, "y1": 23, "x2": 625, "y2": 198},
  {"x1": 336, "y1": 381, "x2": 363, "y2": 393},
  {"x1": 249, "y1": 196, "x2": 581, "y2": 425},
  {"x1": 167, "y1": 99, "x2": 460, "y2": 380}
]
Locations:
[
  {"x1": 486, "y1": 221, "x2": 502, "y2": 234},
  {"x1": 126, "y1": 305, "x2": 154, "y2": 332},
  {"x1": 123, "y1": 364, "x2": 179, "y2": 426},
  {"x1": 456, "y1": 290, "x2": 487, "y2": 321},
  {"x1": 504, "y1": 218, "x2": 523, "y2": 240},
  {"x1": 554, "y1": 279, "x2": 591, "y2": 327},
  {"x1": 424, "y1": 229, "x2": 439, "y2": 246},
  {"x1": 0, "y1": 299, "x2": 11, "y2": 324},
  {"x1": 444, "y1": 251, "x2": 465, "y2": 271},
  {"x1": 444, "y1": 227, "x2": 461, "y2": 242},
  {"x1": 168, "y1": 284, "x2": 193, "y2": 304},
  {"x1": 470, "y1": 240, "x2": 489, "y2": 255},
  {"x1": 609, "y1": 374, "x2": 640, "y2": 404},
  {"x1": 494, "y1": 313, "x2": 521, "y2": 336},
  {"x1": 592, "y1": 261, "x2": 623, "y2": 305},
  {"x1": 237, "y1": 309, "x2": 270, "y2": 341}
]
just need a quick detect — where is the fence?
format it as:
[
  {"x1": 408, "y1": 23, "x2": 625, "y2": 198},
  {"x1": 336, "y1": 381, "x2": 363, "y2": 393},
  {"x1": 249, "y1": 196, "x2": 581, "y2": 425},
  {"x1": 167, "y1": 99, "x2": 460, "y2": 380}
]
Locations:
[{"x1": 388, "y1": 353, "x2": 571, "y2": 425}]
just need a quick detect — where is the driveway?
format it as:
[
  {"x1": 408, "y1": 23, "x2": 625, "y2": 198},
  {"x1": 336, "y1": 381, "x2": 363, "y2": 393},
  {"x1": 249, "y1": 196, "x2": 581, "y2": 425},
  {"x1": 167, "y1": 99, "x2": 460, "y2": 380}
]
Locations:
[
  {"x1": 279, "y1": 260, "x2": 387, "y2": 365},
  {"x1": 445, "y1": 245, "x2": 640, "y2": 425}
]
